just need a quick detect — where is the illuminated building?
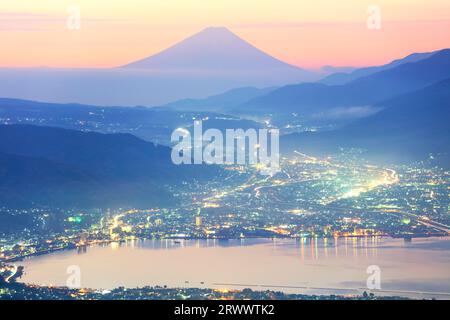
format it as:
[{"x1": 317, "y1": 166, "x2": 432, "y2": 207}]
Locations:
[{"x1": 196, "y1": 216, "x2": 202, "y2": 227}]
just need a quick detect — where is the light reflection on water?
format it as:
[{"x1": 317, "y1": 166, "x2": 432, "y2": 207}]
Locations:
[{"x1": 18, "y1": 237, "x2": 450, "y2": 299}]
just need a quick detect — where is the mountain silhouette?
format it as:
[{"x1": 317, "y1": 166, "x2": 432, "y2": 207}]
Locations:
[
  {"x1": 320, "y1": 50, "x2": 437, "y2": 85},
  {"x1": 123, "y1": 27, "x2": 312, "y2": 73},
  {"x1": 0, "y1": 124, "x2": 220, "y2": 208}
]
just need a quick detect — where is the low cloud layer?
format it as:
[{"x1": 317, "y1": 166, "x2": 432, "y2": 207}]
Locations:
[{"x1": 312, "y1": 106, "x2": 381, "y2": 120}]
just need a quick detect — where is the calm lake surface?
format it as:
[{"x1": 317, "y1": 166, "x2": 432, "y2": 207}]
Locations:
[{"x1": 18, "y1": 237, "x2": 450, "y2": 299}]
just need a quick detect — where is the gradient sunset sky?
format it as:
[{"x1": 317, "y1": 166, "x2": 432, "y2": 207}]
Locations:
[{"x1": 1, "y1": 0, "x2": 450, "y2": 69}]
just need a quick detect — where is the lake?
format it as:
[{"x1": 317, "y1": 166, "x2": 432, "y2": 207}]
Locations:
[{"x1": 18, "y1": 237, "x2": 450, "y2": 299}]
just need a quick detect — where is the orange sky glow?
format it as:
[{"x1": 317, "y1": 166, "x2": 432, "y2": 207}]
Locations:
[{"x1": 1, "y1": 0, "x2": 450, "y2": 69}]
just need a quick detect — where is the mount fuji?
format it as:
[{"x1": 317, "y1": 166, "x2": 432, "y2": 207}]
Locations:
[
  {"x1": 122, "y1": 27, "x2": 315, "y2": 78},
  {"x1": 0, "y1": 27, "x2": 319, "y2": 106}
]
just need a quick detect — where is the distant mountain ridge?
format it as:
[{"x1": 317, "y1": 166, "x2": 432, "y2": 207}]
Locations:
[
  {"x1": 320, "y1": 50, "x2": 437, "y2": 85},
  {"x1": 237, "y1": 49, "x2": 450, "y2": 117},
  {"x1": 320, "y1": 65, "x2": 356, "y2": 76},
  {"x1": 163, "y1": 86, "x2": 277, "y2": 112}
]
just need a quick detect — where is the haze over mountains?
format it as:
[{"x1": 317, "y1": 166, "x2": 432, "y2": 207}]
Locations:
[
  {"x1": 163, "y1": 86, "x2": 277, "y2": 113},
  {"x1": 159, "y1": 48, "x2": 450, "y2": 130},
  {"x1": 0, "y1": 27, "x2": 319, "y2": 107},
  {"x1": 282, "y1": 78, "x2": 450, "y2": 166},
  {"x1": 0, "y1": 97, "x2": 261, "y2": 145},
  {"x1": 146, "y1": 45, "x2": 450, "y2": 166},
  {"x1": 0, "y1": 25, "x2": 449, "y2": 212}
]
